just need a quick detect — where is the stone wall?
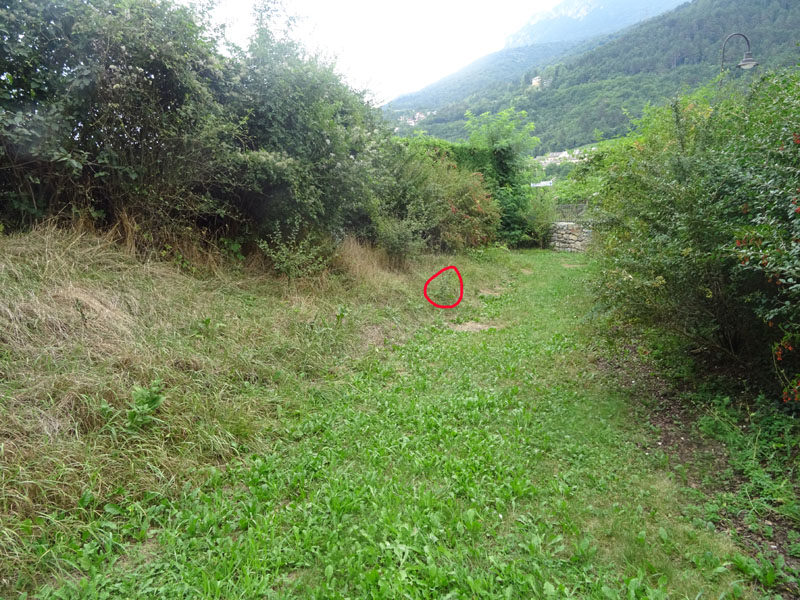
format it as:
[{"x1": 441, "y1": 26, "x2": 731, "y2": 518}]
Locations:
[{"x1": 548, "y1": 221, "x2": 591, "y2": 252}]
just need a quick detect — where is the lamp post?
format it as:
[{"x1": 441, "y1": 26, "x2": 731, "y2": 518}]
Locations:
[{"x1": 721, "y1": 32, "x2": 758, "y2": 75}]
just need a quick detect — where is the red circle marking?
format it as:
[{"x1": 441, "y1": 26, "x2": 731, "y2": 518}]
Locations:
[{"x1": 424, "y1": 266, "x2": 464, "y2": 309}]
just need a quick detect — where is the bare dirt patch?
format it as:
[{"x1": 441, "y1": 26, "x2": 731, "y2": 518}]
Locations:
[
  {"x1": 520, "y1": 269, "x2": 533, "y2": 275},
  {"x1": 450, "y1": 321, "x2": 503, "y2": 332},
  {"x1": 478, "y1": 288, "x2": 503, "y2": 297},
  {"x1": 561, "y1": 264, "x2": 582, "y2": 269}
]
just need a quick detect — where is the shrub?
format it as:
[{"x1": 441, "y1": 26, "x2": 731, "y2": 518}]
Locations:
[
  {"x1": 463, "y1": 108, "x2": 541, "y2": 245},
  {"x1": 588, "y1": 70, "x2": 800, "y2": 399},
  {"x1": 0, "y1": 0, "x2": 400, "y2": 251},
  {"x1": 372, "y1": 138, "x2": 500, "y2": 253},
  {"x1": 0, "y1": 0, "x2": 507, "y2": 264},
  {"x1": 409, "y1": 110, "x2": 541, "y2": 246},
  {"x1": 0, "y1": 0, "x2": 240, "y2": 233},
  {"x1": 524, "y1": 190, "x2": 557, "y2": 248},
  {"x1": 257, "y1": 220, "x2": 330, "y2": 280},
  {"x1": 375, "y1": 216, "x2": 422, "y2": 270},
  {"x1": 405, "y1": 151, "x2": 500, "y2": 252}
]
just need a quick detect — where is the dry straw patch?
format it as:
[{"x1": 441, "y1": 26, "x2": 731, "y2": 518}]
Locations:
[
  {"x1": 333, "y1": 236, "x2": 395, "y2": 287},
  {"x1": 0, "y1": 228, "x2": 249, "y2": 583},
  {"x1": 451, "y1": 321, "x2": 503, "y2": 332},
  {"x1": 0, "y1": 228, "x2": 440, "y2": 587},
  {"x1": 478, "y1": 288, "x2": 504, "y2": 296}
]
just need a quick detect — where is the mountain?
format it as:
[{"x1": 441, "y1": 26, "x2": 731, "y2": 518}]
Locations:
[
  {"x1": 386, "y1": 0, "x2": 800, "y2": 152},
  {"x1": 384, "y1": 0, "x2": 690, "y2": 139},
  {"x1": 505, "y1": 0, "x2": 687, "y2": 48},
  {"x1": 387, "y1": 41, "x2": 578, "y2": 112}
]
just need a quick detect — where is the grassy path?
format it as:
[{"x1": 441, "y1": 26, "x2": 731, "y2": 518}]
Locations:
[{"x1": 32, "y1": 250, "x2": 757, "y2": 598}]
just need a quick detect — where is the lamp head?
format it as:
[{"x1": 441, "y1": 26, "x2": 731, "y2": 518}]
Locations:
[{"x1": 738, "y1": 51, "x2": 758, "y2": 69}]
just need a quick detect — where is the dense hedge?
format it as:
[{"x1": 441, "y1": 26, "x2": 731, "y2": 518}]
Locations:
[
  {"x1": 0, "y1": 0, "x2": 505, "y2": 260},
  {"x1": 587, "y1": 69, "x2": 800, "y2": 399},
  {"x1": 408, "y1": 108, "x2": 554, "y2": 247}
]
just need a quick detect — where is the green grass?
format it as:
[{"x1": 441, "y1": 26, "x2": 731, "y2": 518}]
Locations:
[{"x1": 0, "y1": 231, "x2": 781, "y2": 597}]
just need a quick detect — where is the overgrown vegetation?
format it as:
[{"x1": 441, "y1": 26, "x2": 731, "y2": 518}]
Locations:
[
  {"x1": 1, "y1": 230, "x2": 780, "y2": 598},
  {"x1": 0, "y1": 227, "x2": 503, "y2": 592},
  {"x1": 408, "y1": 108, "x2": 555, "y2": 247},
  {"x1": 573, "y1": 71, "x2": 800, "y2": 578},
  {"x1": 4, "y1": 0, "x2": 800, "y2": 596},
  {"x1": 586, "y1": 69, "x2": 800, "y2": 402},
  {"x1": 0, "y1": 0, "x2": 511, "y2": 266}
]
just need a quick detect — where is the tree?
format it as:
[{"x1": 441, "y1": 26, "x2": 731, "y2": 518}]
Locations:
[
  {"x1": 462, "y1": 108, "x2": 541, "y2": 244},
  {"x1": 464, "y1": 108, "x2": 539, "y2": 187}
]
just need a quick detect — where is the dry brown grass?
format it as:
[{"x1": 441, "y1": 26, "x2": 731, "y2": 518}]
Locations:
[
  {"x1": 332, "y1": 236, "x2": 392, "y2": 283},
  {"x1": 450, "y1": 321, "x2": 502, "y2": 332},
  {"x1": 0, "y1": 227, "x2": 454, "y2": 588}
]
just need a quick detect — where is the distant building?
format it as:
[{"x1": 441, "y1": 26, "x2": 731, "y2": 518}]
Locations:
[
  {"x1": 403, "y1": 111, "x2": 430, "y2": 127},
  {"x1": 534, "y1": 147, "x2": 597, "y2": 168},
  {"x1": 531, "y1": 180, "x2": 554, "y2": 187},
  {"x1": 531, "y1": 76, "x2": 542, "y2": 88}
]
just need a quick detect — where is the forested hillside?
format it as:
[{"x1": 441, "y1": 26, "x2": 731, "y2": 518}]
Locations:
[
  {"x1": 389, "y1": 0, "x2": 800, "y2": 151},
  {"x1": 384, "y1": 41, "x2": 577, "y2": 112},
  {"x1": 387, "y1": 0, "x2": 686, "y2": 118}
]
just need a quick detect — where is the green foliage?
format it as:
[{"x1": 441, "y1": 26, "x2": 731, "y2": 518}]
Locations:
[
  {"x1": 544, "y1": 161, "x2": 577, "y2": 180},
  {"x1": 18, "y1": 247, "x2": 757, "y2": 599},
  {"x1": 0, "y1": 0, "x2": 498, "y2": 265},
  {"x1": 257, "y1": 221, "x2": 329, "y2": 280},
  {"x1": 371, "y1": 137, "x2": 500, "y2": 254},
  {"x1": 464, "y1": 108, "x2": 539, "y2": 187},
  {"x1": 0, "y1": 0, "x2": 238, "y2": 230},
  {"x1": 690, "y1": 389, "x2": 800, "y2": 527},
  {"x1": 126, "y1": 381, "x2": 165, "y2": 431},
  {"x1": 375, "y1": 216, "x2": 421, "y2": 269},
  {"x1": 227, "y1": 30, "x2": 386, "y2": 235},
  {"x1": 160, "y1": 244, "x2": 196, "y2": 274},
  {"x1": 219, "y1": 237, "x2": 245, "y2": 262},
  {"x1": 731, "y1": 553, "x2": 795, "y2": 589},
  {"x1": 491, "y1": 186, "x2": 529, "y2": 246},
  {"x1": 550, "y1": 163, "x2": 603, "y2": 206},
  {"x1": 190, "y1": 317, "x2": 226, "y2": 339},
  {"x1": 525, "y1": 190, "x2": 558, "y2": 248},
  {"x1": 459, "y1": 109, "x2": 543, "y2": 245},
  {"x1": 589, "y1": 69, "x2": 800, "y2": 398},
  {"x1": 404, "y1": 111, "x2": 549, "y2": 248},
  {"x1": 404, "y1": 142, "x2": 501, "y2": 251}
]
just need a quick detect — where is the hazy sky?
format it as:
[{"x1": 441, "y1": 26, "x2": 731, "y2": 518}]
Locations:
[{"x1": 208, "y1": 0, "x2": 563, "y2": 104}]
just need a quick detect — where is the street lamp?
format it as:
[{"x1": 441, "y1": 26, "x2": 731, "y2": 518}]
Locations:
[{"x1": 721, "y1": 32, "x2": 758, "y2": 74}]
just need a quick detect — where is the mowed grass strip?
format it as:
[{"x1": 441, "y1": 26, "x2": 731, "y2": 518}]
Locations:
[{"x1": 3, "y1": 233, "x2": 760, "y2": 598}]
